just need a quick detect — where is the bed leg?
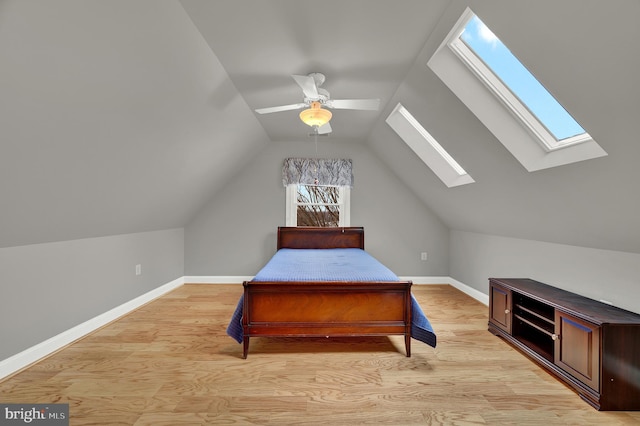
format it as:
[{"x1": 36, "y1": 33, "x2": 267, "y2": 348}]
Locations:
[
  {"x1": 243, "y1": 336, "x2": 249, "y2": 359},
  {"x1": 405, "y1": 334, "x2": 411, "y2": 357}
]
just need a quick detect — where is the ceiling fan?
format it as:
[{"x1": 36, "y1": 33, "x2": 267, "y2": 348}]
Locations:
[{"x1": 255, "y1": 72, "x2": 380, "y2": 134}]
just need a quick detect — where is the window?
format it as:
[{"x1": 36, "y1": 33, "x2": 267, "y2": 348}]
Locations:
[
  {"x1": 285, "y1": 184, "x2": 350, "y2": 227},
  {"x1": 453, "y1": 14, "x2": 587, "y2": 150},
  {"x1": 428, "y1": 8, "x2": 606, "y2": 171},
  {"x1": 386, "y1": 103, "x2": 474, "y2": 188},
  {"x1": 282, "y1": 158, "x2": 352, "y2": 227}
]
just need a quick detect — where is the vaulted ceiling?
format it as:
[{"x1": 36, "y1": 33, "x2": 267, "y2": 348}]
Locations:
[
  {"x1": 1, "y1": 0, "x2": 639, "y2": 253},
  {"x1": 181, "y1": 0, "x2": 449, "y2": 142}
]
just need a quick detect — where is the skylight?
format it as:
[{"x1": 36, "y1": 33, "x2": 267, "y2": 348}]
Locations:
[
  {"x1": 427, "y1": 8, "x2": 607, "y2": 171},
  {"x1": 386, "y1": 103, "x2": 474, "y2": 188},
  {"x1": 448, "y1": 13, "x2": 593, "y2": 151},
  {"x1": 460, "y1": 16, "x2": 585, "y2": 143}
]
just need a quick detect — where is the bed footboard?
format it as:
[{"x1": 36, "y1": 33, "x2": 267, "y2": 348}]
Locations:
[{"x1": 242, "y1": 281, "x2": 412, "y2": 358}]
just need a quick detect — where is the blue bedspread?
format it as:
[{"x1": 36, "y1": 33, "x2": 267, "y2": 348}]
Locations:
[
  {"x1": 226, "y1": 248, "x2": 436, "y2": 348},
  {"x1": 253, "y1": 248, "x2": 399, "y2": 282}
]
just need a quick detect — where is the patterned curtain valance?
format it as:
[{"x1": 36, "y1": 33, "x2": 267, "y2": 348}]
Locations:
[{"x1": 282, "y1": 158, "x2": 353, "y2": 187}]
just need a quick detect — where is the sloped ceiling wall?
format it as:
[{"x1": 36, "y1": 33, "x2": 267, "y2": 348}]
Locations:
[
  {"x1": 369, "y1": 0, "x2": 640, "y2": 253},
  {"x1": 0, "y1": 0, "x2": 269, "y2": 248},
  {"x1": 1, "y1": 0, "x2": 639, "y2": 258}
]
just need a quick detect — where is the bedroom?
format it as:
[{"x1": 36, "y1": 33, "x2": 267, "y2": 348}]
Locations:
[{"x1": 1, "y1": 0, "x2": 639, "y2": 423}]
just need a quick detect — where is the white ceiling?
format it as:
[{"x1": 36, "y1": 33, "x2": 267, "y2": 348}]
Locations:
[{"x1": 1, "y1": 0, "x2": 640, "y2": 254}]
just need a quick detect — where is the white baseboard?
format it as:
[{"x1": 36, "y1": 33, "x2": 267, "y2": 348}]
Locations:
[
  {"x1": 447, "y1": 277, "x2": 490, "y2": 306},
  {"x1": 0, "y1": 275, "x2": 487, "y2": 380},
  {"x1": 0, "y1": 277, "x2": 184, "y2": 381},
  {"x1": 183, "y1": 276, "x2": 252, "y2": 284},
  {"x1": 400, "y1": 276, "x2": 489, "y2": 306},
  {"x1": 399, "y1": 276, "x2": 451, "y2": 285}
]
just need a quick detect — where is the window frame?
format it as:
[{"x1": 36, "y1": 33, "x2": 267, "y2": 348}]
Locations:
[
  {"x1": 386, "y1": 103, "x2": 474, "y2": 188},
  {"x1": 427, "y1": 7, "x2": 607, "y2": 172},
  {"x1": 285, "y1": 184, "x2": 350, "y2": 227},
  {"x1": 449, "y1": 15, "x2": 588, "y2": 152}
]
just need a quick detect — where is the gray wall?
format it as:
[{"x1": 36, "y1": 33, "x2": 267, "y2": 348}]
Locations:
[
  {"x1": 449, "y1": 230, "x2": 640, "y2": 315},
  {"x1": 0, "y1": 228, "x2": 184, "y2": 360},
  {"x1": 185, "y1": 139, "x2": 449, "y2": 277}
]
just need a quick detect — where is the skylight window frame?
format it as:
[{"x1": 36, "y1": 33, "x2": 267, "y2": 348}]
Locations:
[
  {"x1": 449, "y1": 32, "x2": 590, "y2": 152},
  {"x1": 386, "y1": 103, "x2": 474, "y2": 188},
  {"x1": 427, "y1": 7, "x2": 607, "y2": 172}
]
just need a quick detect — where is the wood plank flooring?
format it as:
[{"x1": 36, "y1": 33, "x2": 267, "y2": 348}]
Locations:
[{"x1": 1, "y1": 284, "x2": 639, "y2": 425}]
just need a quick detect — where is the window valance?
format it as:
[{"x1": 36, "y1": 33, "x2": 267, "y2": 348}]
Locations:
[{"x1": 282, "y1": 158, "x2": 353, "y2": 187}]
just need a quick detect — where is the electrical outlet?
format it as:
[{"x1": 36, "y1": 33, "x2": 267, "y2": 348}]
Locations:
[
  {"x1": 420, "y1": 252, "x2": 428, "y2": 261},
  {"x1": 135, "y1": 264, "x2": 142, "y2": 276}
]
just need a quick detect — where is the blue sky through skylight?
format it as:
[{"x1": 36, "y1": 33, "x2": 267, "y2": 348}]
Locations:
[{"x1": 461, "y1": 16, "x2": 585, "y2": 141}]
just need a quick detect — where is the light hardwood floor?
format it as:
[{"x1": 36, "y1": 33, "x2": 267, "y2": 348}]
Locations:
[{"x1": 1, "y1": 284, "x2": 639, "y2": 425}]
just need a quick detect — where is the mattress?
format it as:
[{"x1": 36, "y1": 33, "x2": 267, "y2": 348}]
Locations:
[{"x1": 253, "y1": 248, "x2": 399, "y2": 282}]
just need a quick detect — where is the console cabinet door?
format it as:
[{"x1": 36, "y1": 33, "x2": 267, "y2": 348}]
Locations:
[
  {"x1": 489, "y1": 282, "x2": 512, "y2": 333},
  {"x1": 554, "y1": 312, "x2": 600, "y2": 391}
]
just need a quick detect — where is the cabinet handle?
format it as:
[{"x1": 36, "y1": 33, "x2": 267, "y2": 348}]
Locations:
[
  {"x1": 552, "y1": 333, "x2": 560, "y2": 341},
  {"x1": 505, "y1": 309, "x2": 510, "y2": 314}
]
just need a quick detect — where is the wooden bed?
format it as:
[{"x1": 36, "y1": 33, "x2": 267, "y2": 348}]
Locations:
[{"x1": 241, "y1": 227, "x2": 413, "y2": 359}]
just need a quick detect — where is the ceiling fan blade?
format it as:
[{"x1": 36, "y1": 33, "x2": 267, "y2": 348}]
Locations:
[
  {"x1": 292, "y1": 74, "x2": 319, "y2": 99},
  {"x1": 317, "y1": 122, "x2": 332, "y2": 135},
  {"x1": 255, "y1": 103, "x2": 306, "y2": 114},
  {"x1": 326, "y1": 99, "x2": 380, "y2": 110}
]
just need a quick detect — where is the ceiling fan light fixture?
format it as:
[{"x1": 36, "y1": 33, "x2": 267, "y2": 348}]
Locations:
[{"x1": 299, "y1": 101, "x2": 332, "y2": 127}]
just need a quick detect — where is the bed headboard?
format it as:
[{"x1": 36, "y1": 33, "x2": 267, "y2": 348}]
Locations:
[{"x1": 277, "y1": 227, "x2": 365, "y2": 250}]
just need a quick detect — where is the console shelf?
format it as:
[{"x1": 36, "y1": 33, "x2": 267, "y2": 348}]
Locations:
[
  {"x1": 488, "y1": 278, "x2": 640, "y2": 411},
  {"x1": 515, "y1": 304, "x2": 554, "y2": 326},
  {"x1": 513, "y1": 313, "x2": 553, "y2": 336}
]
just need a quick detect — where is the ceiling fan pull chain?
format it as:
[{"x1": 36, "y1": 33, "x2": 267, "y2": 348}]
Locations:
[{"x1": 313, "y1": 131, "x2": 320, "y2": 184}]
